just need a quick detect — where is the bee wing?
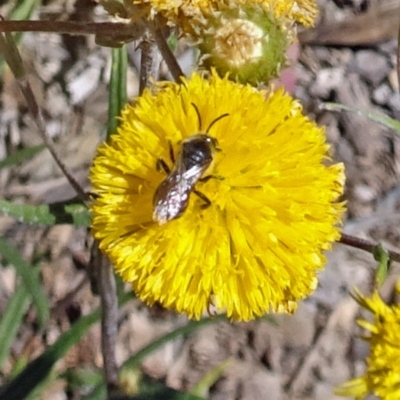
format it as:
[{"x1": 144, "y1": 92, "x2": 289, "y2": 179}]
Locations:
[
  {"x1": 152, "y1": 153, "x2": 209, "y2": 225},
  {"x1": 153, "y1": 172, "x2": 190, "y2": 224},
  {"x1": 181, "y1": 164, "x2": 206, "y2": 183}
]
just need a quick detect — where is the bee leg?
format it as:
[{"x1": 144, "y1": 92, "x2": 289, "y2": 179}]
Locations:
[
  {"x1": 199, "y1": 175, "x2": 213, "y2": 183},
  {"x1": 199, "y1": 175, "x2": 224, "y2": 182},
  {"x1": 156, "y1": 142, "x2": 174, "y2": 174},
  {"x1": 156, "y1": 158, "x2": 170, "y2": 174},
  {"x1": 194, "y1": 190, "x2": 211, "y2": 209},
  {"x1": 168, "y1": 141, "x2": 175, "y2": 163}
]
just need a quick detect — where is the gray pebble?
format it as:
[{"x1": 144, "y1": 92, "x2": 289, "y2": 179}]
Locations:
[{"x1": 352, "y1": 50, "x2": 389, "y2": 86}]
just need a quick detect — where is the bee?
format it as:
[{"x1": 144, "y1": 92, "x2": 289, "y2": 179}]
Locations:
[{"x1": 153, "y1": 104, "x2": 229, "y2": 225}]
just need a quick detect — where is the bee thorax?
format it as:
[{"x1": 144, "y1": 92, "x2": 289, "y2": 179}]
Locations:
[{"x1": 181, "y1": 135, "x2": 215, "y2": 170}]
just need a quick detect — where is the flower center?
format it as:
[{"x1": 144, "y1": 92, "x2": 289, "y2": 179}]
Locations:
[{"x1": 214, "y1": 19, "x2": 264, "y2": 68}]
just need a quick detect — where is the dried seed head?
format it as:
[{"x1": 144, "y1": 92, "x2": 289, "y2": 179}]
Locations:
[{"x1": 214, "y1": 19, "x2": 264, "y2": 68}]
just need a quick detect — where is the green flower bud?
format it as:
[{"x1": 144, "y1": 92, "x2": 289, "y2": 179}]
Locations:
[{"x1": 195, "y1": 6, "x2": 292, "y2": 85}]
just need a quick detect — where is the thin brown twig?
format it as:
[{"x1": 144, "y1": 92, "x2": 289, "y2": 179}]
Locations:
[
  {"x1": 139, "y1": 29, "x2": 161, "y2": 94},
  {"x1": 0, "y1": 19, "x2": 133, "y2": 36},
  {"x1": 397, "y1": 25, "x2": 400, "y2": 93},
  {"x1": 0, "y1": 19, "x2": 184, "y2": 84},
  {"x1": 90, "y1": 243, "x2": 119, "y2": 394},
  {"x1": 100, "y1": 257, "x2": 119, "y2": 393},
  {"x1": 0, "y1": 19, "x2": 147, "y2": 47},
  {"x1": 21, "y1": 82, "x2": 88, "y2": 201},
  {"x1": 339, "y1": 232, "x2": 400, "y2": 263},
  {"x1": 152, "y1": 24, "x2": 184, "y2": 82},
  {"x1": 0, "y1": 31, "x2": 88, "y2": 202}
]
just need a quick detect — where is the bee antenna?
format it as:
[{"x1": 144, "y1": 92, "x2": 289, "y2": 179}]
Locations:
[
  {"x1": 191, "y1": 103, "x2": 202, "y2": 130},
  {"x1": 206, "y1": 113, "x2": 230, "y2": 134},
  {"x1": 191, "y1": 103, "x2": 230, "y2": 133}
]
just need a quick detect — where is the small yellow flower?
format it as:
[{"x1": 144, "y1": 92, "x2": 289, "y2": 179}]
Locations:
[
  {"x1": 90, "y1": 72, "x2": 345, "y2": 321},
  {"x1": 336, "y1": 289, "x2": 400, "y2": 400}
]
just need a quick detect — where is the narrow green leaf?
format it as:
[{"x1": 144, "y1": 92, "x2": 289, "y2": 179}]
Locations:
[
  {"x1": 373, "y1": 244, "x2": 391, "y2": 287},
  {"x1": 0, "y1": 0, "x2": 41, "y2": 74},
  {"x1": 25, "y1": 370, "x2": 60, "y2": 400},
  {"x1": 0, "y1": 145, "x2": 45, "y2": 170},
  {"x1": 167, "y1": 32, "x2": 178, "y2": 52},
  {"x1": 108, "y1": 391, "x2": 206, "y2": 400},
  {"x1": 0, "y1": 238, "x2": 49, "y2": 327},
  {"x1": 0, "y1": 199, "x2": 55, "y2": 224},
  {"x1": 62, "y1": 203, "x2": 91, "y2": 227},
  {"x1": 0, "y1": 311, "x2": 100, "y2": 400},
  {"x1": 131, "y1": 376, "x2": 207, "y2": 400},
  {"x1": 8, "y1": 354, "x2": 29, "y2": 380},
  {"x1": 108, "y1": 46, "x2": 128, "y2": 138},
  {"x1": 0, "y1": 293, "x2": 132, "y2": 400},
  {"x1": 191, "y1": 359, "x2": 232, "y2": 397},
  {"x1": 122, "y1": 315, "x2": 226, "y2": 371},
  {"x1": 0, "y1": 29, "x2": 25, "y2": 81},
  {"x1": 62, "y1": 367, "x2": 103, "y2": 392},
  {"x1": 323, "y1": 102, "x2": 400, "y2": 133},
  {"x1": 8, "y1": 0, "x2": 41, "y2": 21},
  {"x1": 0, "y1": 199, "x2": 91, "y2": 227},
  {"x1": 98, "y1": 0, "x2": 127, "y2": 18},
  {"x1": 0, "y1": 283, "x2": 32, "y2": 367},
  {"x1": 82, "y1": 382, "x2": 107, "y2": 400},
  {"x1": 89, "y1": 315, "x2": 226, "y2": 399}
]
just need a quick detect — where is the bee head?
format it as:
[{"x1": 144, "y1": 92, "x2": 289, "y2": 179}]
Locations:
[{"x1": 203, "y1": 135, "x2": 219, "y2": 152}]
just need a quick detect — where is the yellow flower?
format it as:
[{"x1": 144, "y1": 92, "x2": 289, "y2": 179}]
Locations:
[
  {"x1": 134, "y1": 0, "x2": 318, "y2": 28},
  {"x1": 336, "y1": 289, "x2": 400, "y2": 400},
  {"x1": 90, "y1": 72, "x2": 345, "y2": 321}
]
